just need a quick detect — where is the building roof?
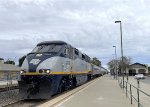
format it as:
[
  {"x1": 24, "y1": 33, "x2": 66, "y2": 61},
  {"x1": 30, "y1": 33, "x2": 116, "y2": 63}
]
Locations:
[
  {"x1": 130, "y1": 63, "x2": 147, "y2": 67},
  {"x1": 0, "y1": 64, "x2": 21, "y2": 71}
]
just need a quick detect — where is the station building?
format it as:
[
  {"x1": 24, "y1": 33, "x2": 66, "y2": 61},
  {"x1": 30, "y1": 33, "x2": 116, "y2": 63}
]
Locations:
[
  {"x1": 0, "y1": 64, "x2": 21, "y2": 72},
  {"x1": 0, "y1": 58, "x2": 21, "y2": 80},
  {"x1": 126, "y1": 63, "x2": 149, "y2": 76},
  {"x1": 0, "y1": 57, "x2": 21, "y2": 71}
]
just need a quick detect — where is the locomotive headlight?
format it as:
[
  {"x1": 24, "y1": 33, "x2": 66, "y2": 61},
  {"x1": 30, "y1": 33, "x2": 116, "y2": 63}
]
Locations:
[
  {"x1": 20, "y1": 70, "x2": 24, "y2": 74},
  {"x1": 20, "y1": 70, "x2": 26, "y2": 74},
  {"x1": 46, "y1": 70, "x2": 51, "y2": 74},
  {"x1": 39, "y1": 69, "x2": 51, "y2": 74}
]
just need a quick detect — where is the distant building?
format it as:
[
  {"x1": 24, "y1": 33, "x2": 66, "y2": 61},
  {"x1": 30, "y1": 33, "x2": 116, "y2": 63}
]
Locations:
[
  {"x1": 126, "y1": 63, "x2": 148, "y2": 76},
  {"x1": 0, "y1": 64, "x2": 21, "y2": 80},
  {"x1": 0, "y1": 58, "x2": 4, "y2": 64},
  {"x1": 0, "y1": 64, "x2": 21, "y2": 72}
]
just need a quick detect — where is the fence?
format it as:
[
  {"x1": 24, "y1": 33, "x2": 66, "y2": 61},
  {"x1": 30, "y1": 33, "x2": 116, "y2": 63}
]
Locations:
[
  {"x1": 118, "y1": 77, "x2": 150, "y2": 107},
  {"x1": 0, "y1": 71, "x2": 20, "y2": 106}
]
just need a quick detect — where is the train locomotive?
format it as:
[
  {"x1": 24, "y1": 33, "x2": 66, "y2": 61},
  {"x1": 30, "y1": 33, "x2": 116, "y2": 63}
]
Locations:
[{"x1": 19, "y1": 41, "x2": 106, "y2": 99}]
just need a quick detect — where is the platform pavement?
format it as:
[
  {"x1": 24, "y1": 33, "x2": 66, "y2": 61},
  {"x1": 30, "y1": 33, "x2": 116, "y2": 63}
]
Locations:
[{"x1": 53, "y1": 75, "x2": 135, "y2": 107}]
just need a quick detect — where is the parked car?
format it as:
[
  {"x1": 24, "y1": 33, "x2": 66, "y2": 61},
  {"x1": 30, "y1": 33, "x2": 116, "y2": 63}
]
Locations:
[{"x1": 134, "y1": 74, "x2": 145, "y2": 79}]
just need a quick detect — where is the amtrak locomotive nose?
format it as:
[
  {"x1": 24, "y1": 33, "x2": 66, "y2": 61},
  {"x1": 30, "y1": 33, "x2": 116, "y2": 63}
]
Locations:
[
  {"x1": 21, "y1": 41, "x2": 65, "y2": 73},
  {"x1": 19, "y1": 41, "x2": 68, "y2": 99},
  {"x1": 19, "y1": 41, "x2": 106, "y2": 99}
]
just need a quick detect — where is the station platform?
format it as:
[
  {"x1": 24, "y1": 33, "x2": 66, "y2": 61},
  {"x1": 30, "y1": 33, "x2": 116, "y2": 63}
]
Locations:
[
  {"x1": 0, "y1": 80, "x2": 18, "y2": 88},
  {"x1": 52, "y1": 75, "x2": 135, "y2": 107}
]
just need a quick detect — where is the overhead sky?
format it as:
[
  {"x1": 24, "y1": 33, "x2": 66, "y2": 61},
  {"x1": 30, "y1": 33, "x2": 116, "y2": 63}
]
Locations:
[{"x1": 0, "y1": 0, "x2": 150, "y2": 67}]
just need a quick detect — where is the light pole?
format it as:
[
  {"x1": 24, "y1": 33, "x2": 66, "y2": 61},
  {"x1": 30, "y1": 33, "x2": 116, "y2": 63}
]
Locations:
[
  {"x1": 115, "y1": 20, "x2": 124, "y2": 88},
  {"x1": 113, "y1": 46, "x2": 117, "y2": 79},
  {"x1": 112, "y1": 54, "x2": 115, "y2": 79}
]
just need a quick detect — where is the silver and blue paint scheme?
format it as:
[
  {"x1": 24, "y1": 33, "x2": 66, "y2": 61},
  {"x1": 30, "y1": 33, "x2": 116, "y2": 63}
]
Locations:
[{"x1": 19, "y1": 41, "x2": 105, "y2": 99}]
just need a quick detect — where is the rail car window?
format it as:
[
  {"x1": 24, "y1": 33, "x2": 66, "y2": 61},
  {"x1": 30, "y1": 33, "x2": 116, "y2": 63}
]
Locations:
[
  {"x1": 82, "y1": 54, "x2": 85, "y2": 59},
  {"x1": 70, "y1": 47, "x2": 74, "y2": 59},
  {"x1": 75, "y1": 49, "x2": 79, "y2": 55},
  {"x1": 87, "y1": 56, "x2": 90, "y2": 62},
  {"x1": 31, "y1": 44, "x2": 62, "y2": 53},
  {"x1": 94, "y1": 68, "x2": 99, "y2": 70},
  {"x1": 85, "y1": 55, "x2": 90, "y2": 62},
  {"x1": 64, "y1": 47, "x2": 69, "y2": 55}
]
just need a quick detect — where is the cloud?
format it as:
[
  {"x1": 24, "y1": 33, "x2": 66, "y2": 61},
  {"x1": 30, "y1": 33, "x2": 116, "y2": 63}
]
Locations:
[{"x1": 0, "y1": 0, "x2": 150, "y2": 67}]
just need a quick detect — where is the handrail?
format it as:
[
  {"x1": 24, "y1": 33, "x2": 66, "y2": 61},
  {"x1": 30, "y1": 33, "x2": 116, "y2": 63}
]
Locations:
[
  {"x1": 126, "y1": 82, "x2": 150, "y2": 97},
  {"x1": 118, "y1": 77, "x2": 150, "y2": 107}
]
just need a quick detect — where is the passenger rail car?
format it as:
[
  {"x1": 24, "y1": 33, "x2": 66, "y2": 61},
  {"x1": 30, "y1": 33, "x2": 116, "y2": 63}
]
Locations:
[{"x1": 19, "y1": 41, "x2": 105, "y2": 99}]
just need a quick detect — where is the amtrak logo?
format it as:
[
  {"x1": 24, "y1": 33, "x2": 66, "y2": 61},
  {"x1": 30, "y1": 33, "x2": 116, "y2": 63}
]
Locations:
[{"x1": 30, "y1": 59, "x2": 41, "y2": 65}]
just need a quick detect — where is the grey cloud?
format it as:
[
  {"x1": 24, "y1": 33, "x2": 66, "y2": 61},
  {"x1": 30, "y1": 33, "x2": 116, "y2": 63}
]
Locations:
[{"x1": 0, "y1": 0, "x2": 150, "y2": 67}]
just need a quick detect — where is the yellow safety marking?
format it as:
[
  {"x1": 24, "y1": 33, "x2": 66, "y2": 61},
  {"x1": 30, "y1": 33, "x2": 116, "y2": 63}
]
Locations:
[{"x1": 21, "y1": 70, "x2": 92, "y2": 76}]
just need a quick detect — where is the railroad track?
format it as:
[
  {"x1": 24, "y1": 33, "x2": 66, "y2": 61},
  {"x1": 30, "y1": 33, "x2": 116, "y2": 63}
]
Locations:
[
  {"x1": 0, "y1": 89, "x2": 20, "y2": 107},
  {"x1": 3, "y1": 99, "x2": 46, "y2": 107},
  {"x1": 0, "y1": 86, "x2": 19, "y2": 92},
  {"x1": 2, "y1": 87, "x2": 80, "y2": 107},
  {"x1": 2, "y1": 77, "x2": 101, "y2": 107}
]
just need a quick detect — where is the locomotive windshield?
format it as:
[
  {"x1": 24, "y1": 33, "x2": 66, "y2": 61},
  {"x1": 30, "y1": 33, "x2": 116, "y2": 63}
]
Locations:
[{"x1": 31, "y1": 44, "x2": 62, "y2": 54}]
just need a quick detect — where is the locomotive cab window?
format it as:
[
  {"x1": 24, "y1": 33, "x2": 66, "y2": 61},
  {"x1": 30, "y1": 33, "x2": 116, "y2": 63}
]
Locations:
[{"x1": 31, "y1": 44, "x2": 62, "y2": 54}]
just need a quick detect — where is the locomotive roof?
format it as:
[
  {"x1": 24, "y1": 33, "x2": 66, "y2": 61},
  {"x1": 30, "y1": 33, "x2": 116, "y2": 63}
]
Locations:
[
  {"x1": 0, "y1": 58, "x2": 4, "y2": 60},
  {"x1": 37, "y1": 41, "x2": 68, "y2": 46}
]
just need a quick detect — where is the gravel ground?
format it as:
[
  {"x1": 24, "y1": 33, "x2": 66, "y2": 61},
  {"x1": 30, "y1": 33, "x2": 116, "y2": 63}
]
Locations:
[
  {"x1": 5, "y1": 99, "x2": 45, "y2": 107},
  {"x1": 0, "y1": 89, "x2": 21, "y2": 107},
  {"x1": 0, "y1": 90, "x2": 45, "y2": 107}
]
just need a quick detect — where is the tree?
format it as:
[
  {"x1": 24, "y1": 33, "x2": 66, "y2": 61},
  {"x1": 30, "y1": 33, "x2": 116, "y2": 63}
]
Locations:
[
  {"x1": 148, "y1": 67, "x2": 150, "y2": 74},
  {"x1": 107, "y1": 56, "x2": 131, "y2": 75},
  {"x1": 118, "y1": 56, "x2": 132, "y2": 72},
  {"x1": 19, "y1": 55, "x2": 26, "y2": 67},
  {"x1": 91, "y1": 57, "x2": 101, "y2": 66},
  {"x1": 107, "y1": 59, "x2": 118, "y2": 70},
  {"x1": 4, "y1": 60, "x2": 15, "y2": 65}
]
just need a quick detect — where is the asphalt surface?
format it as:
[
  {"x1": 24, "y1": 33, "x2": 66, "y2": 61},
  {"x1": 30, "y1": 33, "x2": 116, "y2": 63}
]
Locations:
[
  {"x1": 0, "y1": 89, "x2": 20, "y2": 107},
  {"x1": 140, "y1": 76, "x2": 150, "y2": 84}
]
